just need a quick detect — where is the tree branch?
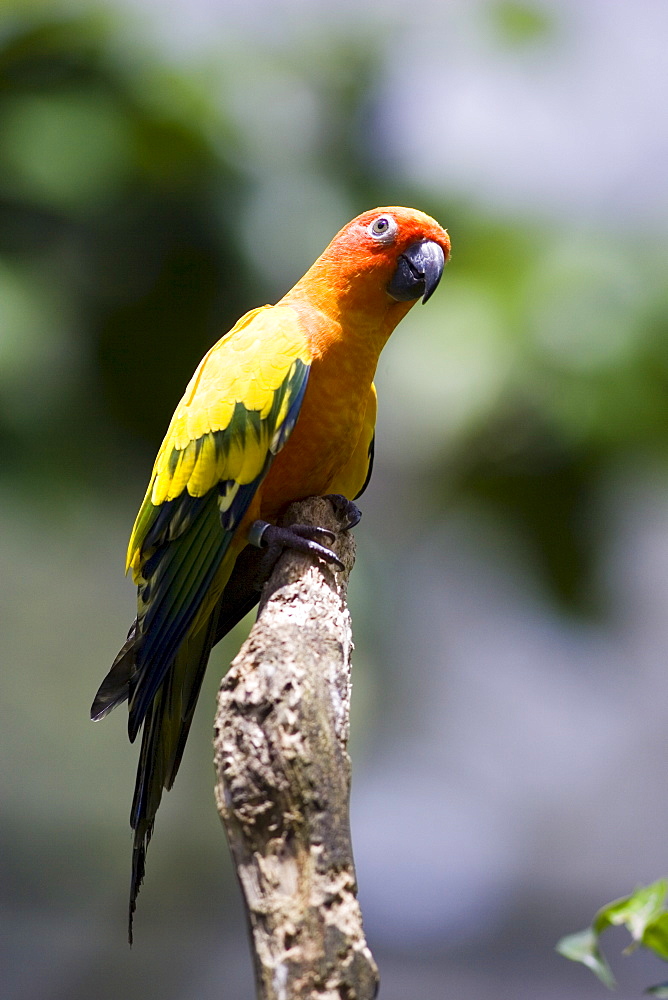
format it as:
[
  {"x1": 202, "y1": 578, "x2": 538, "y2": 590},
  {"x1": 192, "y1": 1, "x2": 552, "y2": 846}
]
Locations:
[{"x1": 213, "y1": 496, "x2": 379, "y2": 1000}]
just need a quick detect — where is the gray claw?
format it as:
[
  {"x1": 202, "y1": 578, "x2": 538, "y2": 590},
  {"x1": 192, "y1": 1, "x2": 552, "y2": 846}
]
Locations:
[
  {"x1": 249, "y1": 520, "x2": 345, "y2": 572},
  {"x1": 323, "y1": 494, "x2": 362, "y2": 530}
]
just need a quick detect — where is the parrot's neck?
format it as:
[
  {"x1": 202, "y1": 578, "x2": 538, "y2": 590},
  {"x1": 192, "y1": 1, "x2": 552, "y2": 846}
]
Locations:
[{"x1": 281, "y1": 280, "x2": 415, "y2": 362}]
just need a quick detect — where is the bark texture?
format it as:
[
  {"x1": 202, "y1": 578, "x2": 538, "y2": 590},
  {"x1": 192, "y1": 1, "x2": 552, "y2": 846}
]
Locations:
[{"x1": 213, "y1": 496, "x2": 379, "y2": 1000}]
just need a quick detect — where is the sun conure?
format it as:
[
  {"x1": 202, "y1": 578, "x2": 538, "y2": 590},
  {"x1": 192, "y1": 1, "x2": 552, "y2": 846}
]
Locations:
[{"x1": 91, "y1": 206, "x2": 450, "y2": 941}]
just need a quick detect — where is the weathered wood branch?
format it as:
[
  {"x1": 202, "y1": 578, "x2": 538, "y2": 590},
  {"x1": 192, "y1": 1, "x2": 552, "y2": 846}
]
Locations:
[{"x1": 213, "y1": 496, "x2": 379, "y2": 1000}]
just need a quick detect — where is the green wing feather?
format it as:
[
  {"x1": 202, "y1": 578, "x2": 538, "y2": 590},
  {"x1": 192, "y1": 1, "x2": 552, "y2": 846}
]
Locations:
[
  {"x1": 119, "y1": 304, "x2": 311, "y2": 736},
  {"x1": 91, "y1": 304, "x2": 311, "y2": 940}
]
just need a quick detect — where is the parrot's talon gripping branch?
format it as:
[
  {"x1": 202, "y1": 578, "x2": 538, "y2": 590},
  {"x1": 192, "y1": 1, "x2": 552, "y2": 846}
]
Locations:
[
  {"x1": 322, "y1": 493, "x2": 362, "y2": 530},
  {"x1": 249, "y1": 519, "x2": 345, "y2": 572}
]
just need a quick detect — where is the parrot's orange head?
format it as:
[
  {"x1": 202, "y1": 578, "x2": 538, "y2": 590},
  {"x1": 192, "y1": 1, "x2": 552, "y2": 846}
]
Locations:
[{"x1": 318, "y1": 205, "x2": 451, "y2": 310}]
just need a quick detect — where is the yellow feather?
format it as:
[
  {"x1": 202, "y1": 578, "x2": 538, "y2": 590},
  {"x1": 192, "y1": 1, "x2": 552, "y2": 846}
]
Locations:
[
  {"x1": 127, "y1": 302, "x2": 312, "y2": 568},
  {"x1": 218, "y1": 481, "x2": 239, "y2": 513},
  {"x1": 188, "y1": 433, "x2": 216, "y2": 496}
]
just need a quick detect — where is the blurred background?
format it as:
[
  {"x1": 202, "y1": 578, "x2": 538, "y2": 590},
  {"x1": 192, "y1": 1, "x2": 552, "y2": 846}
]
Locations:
[{"x1": 2, "y1": 1, "x2": 668, "y2": 997}]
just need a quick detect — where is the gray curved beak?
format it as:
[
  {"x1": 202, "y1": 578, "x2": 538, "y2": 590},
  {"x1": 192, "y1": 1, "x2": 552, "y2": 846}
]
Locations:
[{"x1": 387, "y1": 240, "x2": 446, "y2": 304}]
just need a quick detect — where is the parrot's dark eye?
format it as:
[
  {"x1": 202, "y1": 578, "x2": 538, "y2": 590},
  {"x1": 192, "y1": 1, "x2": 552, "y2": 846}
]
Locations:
[{"x1": 368, "y1": 215, "x2": 397, "y2": 243}]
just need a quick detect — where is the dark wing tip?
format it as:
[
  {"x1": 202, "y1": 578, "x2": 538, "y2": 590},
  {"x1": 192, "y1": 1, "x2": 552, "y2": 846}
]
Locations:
[{"x1": 90, "y1": 623, "x2": 137, "y2": 720}]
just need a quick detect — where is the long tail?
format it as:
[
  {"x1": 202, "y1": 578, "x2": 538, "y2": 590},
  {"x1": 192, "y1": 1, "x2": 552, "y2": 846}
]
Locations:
[
  {"x1": 90, "y1": 545, "x2": 264, "y2": 943},
  {"x1": 128, "y1": 604, "x2": 220, "y2": 943}
]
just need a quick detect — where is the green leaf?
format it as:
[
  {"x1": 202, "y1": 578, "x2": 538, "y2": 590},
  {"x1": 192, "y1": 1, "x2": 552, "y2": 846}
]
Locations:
[
  {"x1": 643, "y1": 914, "x2": 668, "y2": 961},
  {"x1": 556, "y1": 927, "x2": 616, "y2": 990},
  {"x1": 594, "y1": 881, "x2": 668, "y2": 942},
  {"x1": 557, "y1": 882, "x2": 668, "y2": 992}
]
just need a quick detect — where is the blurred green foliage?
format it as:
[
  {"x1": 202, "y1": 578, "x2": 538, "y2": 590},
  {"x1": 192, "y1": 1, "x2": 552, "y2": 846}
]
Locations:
[
  {"x1": 0, "y1": 9, "x2": 249, "y2": 481},
  {"x1": 557, "y1": 879, "x2": 668, "y2": 991},
  {"x1": 488, "y1": 1, "x2": 554, "y2": 46}
]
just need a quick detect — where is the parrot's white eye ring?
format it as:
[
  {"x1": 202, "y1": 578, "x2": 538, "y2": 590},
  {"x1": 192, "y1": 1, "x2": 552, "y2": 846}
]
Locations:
[{"x1": 368, "y1": 215, "x2": 397, "y2": 243}]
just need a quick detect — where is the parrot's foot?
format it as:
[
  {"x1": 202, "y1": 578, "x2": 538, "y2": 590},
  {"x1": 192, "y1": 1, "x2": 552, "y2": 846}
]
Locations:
[
  {"x1": 249, "y1": 520, "x2": 345, "y2": 574},
  {"x1": 322, "y1": 494, "x2": 362, "y2": 530}
]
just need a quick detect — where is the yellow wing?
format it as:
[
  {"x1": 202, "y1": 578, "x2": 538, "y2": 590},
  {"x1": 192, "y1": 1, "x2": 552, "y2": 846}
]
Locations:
[
  {"x1": 119, "y1": 304, "x2": 311, "y2": 739},
  {"x1": 127, "y1": 305, "x2": 310, "y2": 578}
]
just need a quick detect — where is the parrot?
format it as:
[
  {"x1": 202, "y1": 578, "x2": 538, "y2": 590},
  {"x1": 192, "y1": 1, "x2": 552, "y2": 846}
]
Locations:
[{"x1": 91, "y1": 205, "x2": 450, "y2": 942}]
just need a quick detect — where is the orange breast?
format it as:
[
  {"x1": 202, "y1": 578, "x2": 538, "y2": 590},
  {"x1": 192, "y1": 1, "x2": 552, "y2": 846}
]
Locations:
[{"x1": 259, "y1": 348, "x2": 372, "y2": 519}]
